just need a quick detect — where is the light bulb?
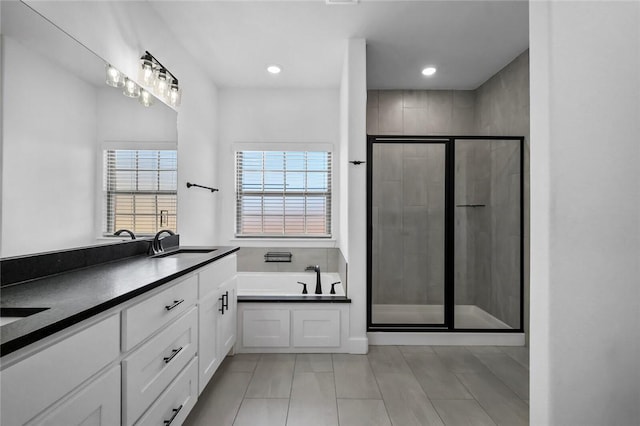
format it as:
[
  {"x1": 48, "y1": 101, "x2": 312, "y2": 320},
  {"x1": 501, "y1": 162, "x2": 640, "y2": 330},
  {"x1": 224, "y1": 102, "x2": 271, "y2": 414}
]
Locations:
[
  {"x1": 168, "y1": 81, "x2": 182, "y2": 107},
  {"x1": 122, "y1": 77, "x2": 141, "y2": 98},
  {"x1": 421, "y1": 67, "x2": 437, "y2": 76},
  {"x1": 140, "y1": 54, "x2": 156, "y2": 86},
  {"x1": 267, "y1": 65, "x2": 281, "y2": 74},
  {"x1": 105, "y1": 64, "x2": 124, "y2": 88},
  {"x1": 139, "y1": 89, "x2": 154, "y2": 107},
  {"x1": 154, "y1": 69, "x2": 170, "y2": 98}
]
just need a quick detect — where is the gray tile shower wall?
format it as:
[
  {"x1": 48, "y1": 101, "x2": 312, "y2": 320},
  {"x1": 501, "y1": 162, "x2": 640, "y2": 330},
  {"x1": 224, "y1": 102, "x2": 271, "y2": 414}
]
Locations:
[
  {"x1": 367, "y1": 90, "x2": 476, "y2": 136},
  {"x1": 474, "y1": 50, "x2": 529, "y2": 332},
  {"x1": 367, "y1": 49, "x2": 529, "y2": 333}
]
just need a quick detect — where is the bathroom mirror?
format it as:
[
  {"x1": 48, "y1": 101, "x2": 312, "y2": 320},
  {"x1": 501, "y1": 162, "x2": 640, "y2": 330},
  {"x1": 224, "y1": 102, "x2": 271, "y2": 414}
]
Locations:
[{"x1": 1, "y1": 1, "x2": 178, "y2": 258}]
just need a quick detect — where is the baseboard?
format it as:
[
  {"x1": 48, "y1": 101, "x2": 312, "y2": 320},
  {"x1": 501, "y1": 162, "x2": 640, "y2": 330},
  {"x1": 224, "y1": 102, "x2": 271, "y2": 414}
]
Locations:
[
  {"x1": 367, "y1": 331, "x2": 525, "y2": 346},
  {"x1": 348, "y1": 336, "x2": 369, "y2": 354}
]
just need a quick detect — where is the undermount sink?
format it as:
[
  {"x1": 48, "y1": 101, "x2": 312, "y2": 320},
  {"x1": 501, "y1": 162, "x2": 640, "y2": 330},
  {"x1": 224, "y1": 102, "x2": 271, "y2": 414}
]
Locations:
[
  {"x1": 0, "y1": 307, "x2": 49, "y2": 326},
  {"x1": 152, "y1": 248, "x2": 217, "y2": 259}
]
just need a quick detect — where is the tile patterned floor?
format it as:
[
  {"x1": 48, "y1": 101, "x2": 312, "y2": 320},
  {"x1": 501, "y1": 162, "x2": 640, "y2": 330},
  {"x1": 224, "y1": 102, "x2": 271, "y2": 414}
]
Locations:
[{"x1": 184, "y1": 346, "x2": 529, "y2": 426}]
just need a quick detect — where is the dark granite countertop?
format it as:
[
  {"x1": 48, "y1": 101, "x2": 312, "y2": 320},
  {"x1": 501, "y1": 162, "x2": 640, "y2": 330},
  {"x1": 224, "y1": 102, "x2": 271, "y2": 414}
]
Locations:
[{"x1": 0, "y1": 246, "x2": 239, "y2": 357}]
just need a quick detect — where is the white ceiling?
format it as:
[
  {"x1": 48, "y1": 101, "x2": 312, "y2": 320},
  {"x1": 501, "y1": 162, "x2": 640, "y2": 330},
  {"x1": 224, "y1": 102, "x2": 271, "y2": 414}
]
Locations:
[{"x1": 150, "y1": 0, "x2": 529, "y2": 90}]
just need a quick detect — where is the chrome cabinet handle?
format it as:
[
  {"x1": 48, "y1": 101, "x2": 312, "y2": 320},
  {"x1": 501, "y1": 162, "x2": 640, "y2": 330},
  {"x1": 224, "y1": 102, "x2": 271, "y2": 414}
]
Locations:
[
  {"x1": 165, "y1": 299, "x2": 184, "y2": 311},
  {"x1": 163, "y1": 347, "x2": 183, "y2": 364},
  {"x1": 163, "y1": 405, "x2": 183, "y2": 425}
]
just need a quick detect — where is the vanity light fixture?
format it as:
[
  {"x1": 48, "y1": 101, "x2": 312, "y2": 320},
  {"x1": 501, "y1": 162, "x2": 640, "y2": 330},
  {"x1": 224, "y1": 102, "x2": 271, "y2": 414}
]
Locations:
[
  {"x1": 139, "y1": 50, "x2": 181, "y2": 107},
  {"x1": 267, "y1": 65, "x2": 282, "y2": 74},
  {"x1": 422, "y1": 66, "x2": 437, "y2": 76},
  {"x1": 104, "y1": 52, "x2": 181, "y2": 108}
]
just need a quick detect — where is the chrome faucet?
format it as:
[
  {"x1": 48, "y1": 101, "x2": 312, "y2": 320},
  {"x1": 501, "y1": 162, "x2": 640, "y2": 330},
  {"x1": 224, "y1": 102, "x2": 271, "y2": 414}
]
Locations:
[
  {"x1": 152, "y1": 229, "x2": 175, "y2": 254},
  {"x1": 305, "y1": 265, "x2": 322, "y2": 294},
  {"x1": 114, "y1": 229, "x2": 136, "y2": 240}
]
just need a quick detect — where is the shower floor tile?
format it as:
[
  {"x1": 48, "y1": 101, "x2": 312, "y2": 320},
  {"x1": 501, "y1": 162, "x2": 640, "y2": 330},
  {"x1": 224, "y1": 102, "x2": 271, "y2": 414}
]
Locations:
[{"x1": 372, "y1": 304, "x2": 512, "y2": 329}]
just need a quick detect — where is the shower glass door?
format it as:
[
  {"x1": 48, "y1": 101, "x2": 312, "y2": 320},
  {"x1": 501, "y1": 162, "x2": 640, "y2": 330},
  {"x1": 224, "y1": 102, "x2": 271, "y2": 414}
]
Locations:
[
  {"x1": 454, "y1": 138, "x2": 522, "y2": 330},
  {"x1": 369, "y1": 139, "x2": 449, "y2": 327}
]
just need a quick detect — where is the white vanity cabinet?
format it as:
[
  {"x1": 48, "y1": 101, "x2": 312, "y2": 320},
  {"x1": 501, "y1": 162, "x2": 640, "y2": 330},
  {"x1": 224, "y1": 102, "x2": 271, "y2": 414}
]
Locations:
[
  {"x1": 0, "y1": 251, "x2": 238, "y2": 426},
  {"x1": 0, "y1": 314, "x2": 120, "y2": 426},
  {"x1": 197, "y1": 254, "x2": 237, "y2": 394}
]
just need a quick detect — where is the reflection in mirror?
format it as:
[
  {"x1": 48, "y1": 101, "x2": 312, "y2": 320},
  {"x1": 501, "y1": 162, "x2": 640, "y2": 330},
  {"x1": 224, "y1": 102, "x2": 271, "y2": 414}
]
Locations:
[{"x1": 1, "y1": 1, "x2": 178, "y2": 258}]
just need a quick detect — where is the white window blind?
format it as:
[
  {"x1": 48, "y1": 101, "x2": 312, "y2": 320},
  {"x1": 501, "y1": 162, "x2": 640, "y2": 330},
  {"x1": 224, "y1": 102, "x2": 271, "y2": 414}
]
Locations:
[
  {"x1": 104, "y1": 149, "x2": 177, "y2": 236},
  {"x1": 235, "y1": 150, "x2": 332, "y2": 237}
]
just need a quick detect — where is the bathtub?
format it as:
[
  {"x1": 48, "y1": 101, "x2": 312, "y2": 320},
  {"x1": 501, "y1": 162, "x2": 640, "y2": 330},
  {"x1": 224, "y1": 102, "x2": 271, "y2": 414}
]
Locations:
[
  {"x1": 235, "y1": 272, "x2": 352, "y2": 353},
  {"x1": 237, "y1": 272, "x2": 345, "y2": 297}
]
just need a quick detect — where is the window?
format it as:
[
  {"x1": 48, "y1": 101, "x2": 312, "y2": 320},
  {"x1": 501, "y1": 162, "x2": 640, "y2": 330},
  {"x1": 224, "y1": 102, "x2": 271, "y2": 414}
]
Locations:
[
  {"x1": 235, "y1": 150, "x2": 332, "y2": 237},
  {"x1": 103, "y1": 149, "x2": 177, "y2": 236}
]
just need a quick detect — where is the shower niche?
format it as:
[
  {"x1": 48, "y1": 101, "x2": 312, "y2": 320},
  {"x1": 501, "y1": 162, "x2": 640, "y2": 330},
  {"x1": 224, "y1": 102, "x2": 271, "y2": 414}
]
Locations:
[{"x1": 367, "y1": 136, "x2": 523, "y2": 332}]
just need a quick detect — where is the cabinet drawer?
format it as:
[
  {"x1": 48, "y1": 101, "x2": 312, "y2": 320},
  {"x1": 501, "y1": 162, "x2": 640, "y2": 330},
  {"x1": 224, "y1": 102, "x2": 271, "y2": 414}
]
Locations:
[
  {"x1": 135, "y1": 358, "x2": 198, "y2": 426},
  {"x1": 199, "y1": 254, "x2": 237, "y2": 298},
  {"x1": 33, "y1": 365, "x2": 121, "y2": 426},
  {"x1": 122, "y1": 307, "x2": 197, "y2": 426},
  {"x1": 0, "y1": 314, "x2": 119, "y2": 426},
  {"x1": 122, "y1": 275, "x2": 197, "y2": 351}
]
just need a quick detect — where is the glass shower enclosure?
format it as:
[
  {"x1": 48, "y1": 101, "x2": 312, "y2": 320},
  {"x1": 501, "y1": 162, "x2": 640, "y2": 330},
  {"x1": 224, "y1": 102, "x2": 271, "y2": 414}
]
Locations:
[{"x1": 367, "y1": 136, "x2": 524, "y2": 332}]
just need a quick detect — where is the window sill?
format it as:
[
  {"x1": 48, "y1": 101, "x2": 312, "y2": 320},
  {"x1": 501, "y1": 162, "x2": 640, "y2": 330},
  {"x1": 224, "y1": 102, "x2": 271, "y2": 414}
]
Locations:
[{"x1": 230, "y1": 238, "x2": 338, "y2": 248}]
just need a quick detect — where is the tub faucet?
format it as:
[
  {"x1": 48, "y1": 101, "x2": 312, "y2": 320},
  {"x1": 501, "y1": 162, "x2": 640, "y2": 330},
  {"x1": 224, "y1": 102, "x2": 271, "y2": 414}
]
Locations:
[
  {"x1": 152, "y1": 229, "x2": 175, "y2": 254},
  {"x1": 305, "y1": 265, "x2": 322, "y2": 294}
]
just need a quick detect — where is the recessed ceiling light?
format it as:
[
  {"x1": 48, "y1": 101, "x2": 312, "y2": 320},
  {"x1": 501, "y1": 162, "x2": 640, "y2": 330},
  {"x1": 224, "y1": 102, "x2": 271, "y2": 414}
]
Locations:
[
  {"x1": 267, "y1": 65, "x2": 282, "y2": 74},
  {"x1": 422, "y1": 67, "x2": 437, "y2": 76}
]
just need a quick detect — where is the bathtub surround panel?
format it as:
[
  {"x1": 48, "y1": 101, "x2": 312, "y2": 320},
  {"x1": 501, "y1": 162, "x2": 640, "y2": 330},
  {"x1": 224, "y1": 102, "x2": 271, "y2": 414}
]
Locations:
[{"x1": 237, "y1": 302, "x2": 352, "y2": 353}]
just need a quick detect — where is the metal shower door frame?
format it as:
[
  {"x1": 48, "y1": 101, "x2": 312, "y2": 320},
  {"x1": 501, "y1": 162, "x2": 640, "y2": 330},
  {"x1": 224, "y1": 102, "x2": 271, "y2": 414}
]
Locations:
[{"x1": 366, "y1": 135, "x2": 525, "y2": 333}]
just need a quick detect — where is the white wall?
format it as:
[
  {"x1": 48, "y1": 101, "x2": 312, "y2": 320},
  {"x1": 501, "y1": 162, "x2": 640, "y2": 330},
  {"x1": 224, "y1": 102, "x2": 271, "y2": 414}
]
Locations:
[
  {"x1": 216, "y1": 88, "x2": 340, "y2": 246},
  {"x1": 1, "y1": 37, "x2": 97, "y2": 256},
  {"x1": 530, "y1": 1, "x2": 640, "y2": 424},
  {"x1": 341, "y1": 39, "x2": 368, "y2": 353},
  {"x1": 26, "y1": 1, "x2": 220, "y2": 246},
  {"x1": 338, "y1": 45, "x2": 350, "y2": 258},
  {"x1": 96, "y1": 87, "x2": 177, "y2": 143}
]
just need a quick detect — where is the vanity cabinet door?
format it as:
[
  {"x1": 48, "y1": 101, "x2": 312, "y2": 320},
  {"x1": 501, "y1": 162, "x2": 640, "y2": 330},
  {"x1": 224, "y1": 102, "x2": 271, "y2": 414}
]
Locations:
[
  {"x1": 217, "y1": 277, "x2": 237, "y2": 361},
  {"x1": 197, "y1": 288, "x2": 222, "y2": 394},
  {"x1": 0, "y1": 315, "x2": 120, "y2": 426},
  {"x1": 34, "y1": 366, "x2": 121, "y2": 426},
  {"x1": 198, "y1": 254, "x2": 237, "y2": 297}
]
